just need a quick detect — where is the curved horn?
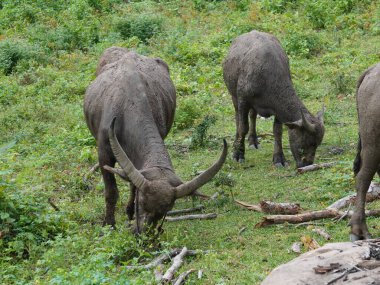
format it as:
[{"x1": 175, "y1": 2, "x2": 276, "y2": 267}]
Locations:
[
  {"x1": 301, "y1": 109, "x2": 316, "y2": 133},
  {"x1": 108, "y1": 117, "x2": 148, "y2": 189},
  {"x1": 175, "y1": 139, "x2": 228, "y2": 199},
  {"x1": 316, "y1": 104, "x2": 325, "y2": 124}
]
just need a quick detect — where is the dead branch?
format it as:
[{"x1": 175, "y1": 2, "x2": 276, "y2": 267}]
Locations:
[
  {"x1": 48, "y1": 198, "x2": 60, "y2": 212},
  {"x1": 161, "y1": 247, "x2": 188, "y2": 283},
  {"x1": 173, "y1": 269, "x2": 196, "y2": 285},
  {"x1": 297, "y1": 162, "x2": 335, "y2": 174},
  {"x1": 165, "y1": 213, "x2": 217, "y2": 222},
  {"x1": 255, "y1": 209, "x2": 339, "y2": 227},
  {"x1": 327, "y1": 182, "x2": 380, "y2": 210},
  {"x1": 260, "y1": 201, "x2": 301, "y2": 214},
  {"x1": 167, "y1": 205, "x2": 204, "y2": 216},
  {"x1": 125, "y1": 249, "x2": 202, "y2": 270},
  {"x1": 82, "y1": 163, "x2": 100, "y2": 188},
  {"x1": 256, "y1": 209, "x2": 380, "y2": 227},
  {"x1": 235, "y1": 200, "x2": 301, "y2": 214},
  {"x1": 193, "y1": 191, "x2": 211, "y2": 200},
  {"x1": 103, "y1": 165, "x2": 129, "y2": 181},
  {"x1": 234, "y1": 199, "x2": 262, "y2": 212},
  {"x1": 312, "y1": 227, "x2": 331, "y2": 240}
]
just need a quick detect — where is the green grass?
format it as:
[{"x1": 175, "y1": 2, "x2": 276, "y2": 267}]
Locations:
[{"x1": 1, "y1": 0, "x2": 380, "y2": 284}]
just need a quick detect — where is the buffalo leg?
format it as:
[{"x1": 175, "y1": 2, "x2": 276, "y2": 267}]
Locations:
[
  {"x1": 233, "y1": 99, "x2": 249, "y2": 163},
  {"x1": 248, "y1": 108, "x2": 259, "y2": 149},
  {"x1": 126, "y1": 183, "x2": 136, "y2": 221},
  {"x1": 98, "y1": 142, "x2": 119, "y2": 227},
  {"x1": 350, "y1": 150, "x2": 380, "y2": 240},
  {"x1": 272, "y1": 118, "x2": 287, "y2": 167}
]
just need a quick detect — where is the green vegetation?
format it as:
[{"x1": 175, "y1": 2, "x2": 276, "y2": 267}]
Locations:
[{"x1": 0, "y1": 0, "x2": 379, "y2": 284}]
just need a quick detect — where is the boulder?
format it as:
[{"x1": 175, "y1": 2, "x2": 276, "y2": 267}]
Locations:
[{"x1": 262, "y1": 239, "x2": 380, "y2": 285}]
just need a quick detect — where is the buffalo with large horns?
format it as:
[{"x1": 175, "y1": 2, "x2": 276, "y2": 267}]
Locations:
[{"x1": 84, "y1": 47, "x2": 227, "y2": 234}]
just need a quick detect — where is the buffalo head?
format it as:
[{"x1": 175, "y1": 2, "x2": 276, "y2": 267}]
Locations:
[
  {"x1": 285, "y1": 108, "x2": 325, "y2": 168},
  {"x1": 107, "y1": 118, "x2": 227, "y2": 234}
]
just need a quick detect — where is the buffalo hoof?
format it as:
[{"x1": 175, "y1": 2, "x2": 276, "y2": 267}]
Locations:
[
  {"x1": 232, "y1": 151, "x2": 245, "y2": 163},
  {"x1": 350, "y1": 232, "x2": 372, "y2": 241},
  {"x1": 248, "y1": 143, "x2": 260, "y2": 150}
]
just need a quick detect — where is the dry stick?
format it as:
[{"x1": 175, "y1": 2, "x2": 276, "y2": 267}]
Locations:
[
  {"x1": 48, "y1": 197, "x2": 60, "y2": 212},
  {"x1": 327, "y1": 182, "x2": 380, "y2": 210},
  {"x1": 161, "y1": 247, "x2": 188, "y2": 284},
  {"x1": 125, "y1": 249, "x2": 202, "y2": 270},
  {"x1": 312, "y1": 227, "x2": 331, "y2": 240},
  {"x1": 297, "y1": 162, "x2": 336, "y2": 174},
  {"x1": 83, "y1": 163, "x2": 100, "y2": 182},
  {"x1": 167, "y1": 205, "x2": 204, "y2": 216},
  {"x1": 165, "y1": 213, "x2": 217, "y2": 222},
  {"x1": 103, "y1": 165, "x2": 129, "y2": 181},
  {"x1": 234, "y1": 199, "x2": 262, "y2": 212},
  {"x1": 173, "y1": 269, "x2": 196, "y2": 285}
]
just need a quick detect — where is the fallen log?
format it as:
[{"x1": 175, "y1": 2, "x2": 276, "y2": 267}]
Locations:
[
  {"x1": 297, "y1": 162, "x2": 335, "y2": 174},
  {"x1": 173, "y1": 269, "x2": 196, "y2": 285},
  {"x1": 167, "y1": 205, "x2": 204, "y2": 216},
  {"x1": 260, "y1": 201, "x2": 301, "y2": 215},
  {"x1": 256, "y1": 209, "x2": 380, "y2": 227},
  {"x1": 235, "y1": 200, "x2": 301, "y2": 214},
  {"x1": 327, "y1": 182, "x2": 380, "y2": 210},
  {"x1": 161, "y1": 247, "x2": 188, "y2": 284},
  {"x1": 165, "y1": 213, "x2": 217, "y2": 222}
]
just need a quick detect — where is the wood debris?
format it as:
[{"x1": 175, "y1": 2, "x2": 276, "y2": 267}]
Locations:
[
  {"x1": 165, "y1": 213, "x2": 217, "y2": 222},
  {"x1": 167, "y1": 205, "x2": 204, "y2": 216},
  {"x1": 312, "y1": 227, "x2": 331, "y2": 240},
  {"x1": 161, "y1": 247, "x2": 188, "y2": 283},
  {"x1": 297, "y1": 162, "x2": 335, "y2": 174}
]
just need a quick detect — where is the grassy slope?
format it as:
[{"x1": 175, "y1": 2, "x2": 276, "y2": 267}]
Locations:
[{"x1": 1, "y1": 0, "x2": 380, "y2": 284}]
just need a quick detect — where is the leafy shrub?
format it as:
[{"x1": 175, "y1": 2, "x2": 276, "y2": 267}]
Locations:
[
  {"x1": 115, "y1": 14, "x2": 163, "y2": 43},
  {"x1": 0, "y1": 189, "x2": 68, "y2": 259},
  {"x1": 282, "y1": 31, "x2": 323, "y2": 58},
  {"x1": 0, "y1": 40, "x2": 43, "y2": 75},
  {"x1": 260, "y1": 0, "x2": 298, "y2": 13},
  {"x1": 190, "y1": 115, "x2": 216, "y2": 149},
  {"x1": 331, "y1": 72, "x2": 354, "y2": 95},
  {"x1": 174, "y1": 96, "x2": 203, "y2": 130}
]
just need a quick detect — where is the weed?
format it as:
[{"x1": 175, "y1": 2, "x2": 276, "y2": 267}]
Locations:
[
  {"x1": 190, "y1": 115, "x2": 216, "y2": 149},
  {"x1": 115, "y1": 14, "x2": 163, "y2": 43}
]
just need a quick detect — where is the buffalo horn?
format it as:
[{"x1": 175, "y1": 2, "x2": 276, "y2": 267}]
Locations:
[
  {"x1": 108, "y1": 117, "x2": 148, "y2": 190},
  {"x1": 175, "y1": 139, "x2": 228, "y2": 199},
  {"x1": 301, "y1": 109, "x2": 316, "y2": 133}
]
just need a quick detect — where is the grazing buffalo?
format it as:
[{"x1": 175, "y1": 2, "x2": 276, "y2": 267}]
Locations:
[
  {"x1": 351, "y1": 62, "x2": 380, "y2": 240},
  {"x1": 84, "y1": 47, "x2": 227, "y2": 234},
  {"x1": 223, "y1": 30, "x2": 324, "y2": 168}
]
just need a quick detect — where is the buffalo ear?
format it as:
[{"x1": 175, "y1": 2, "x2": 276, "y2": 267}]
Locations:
[{"x1": 285, "y1": 120, "x2": 303, "y2": 129}]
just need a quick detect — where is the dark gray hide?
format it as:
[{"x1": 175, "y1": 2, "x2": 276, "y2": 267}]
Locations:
[
  {"x1": 84, "y1": 47, "x2": 227, "y2": 234},
  {"x1": 223, "y1": 30, "x2": 324, "y2": 167},
  {"x1": 351, "y1": 62, "x2": 380, "y2": 241}
]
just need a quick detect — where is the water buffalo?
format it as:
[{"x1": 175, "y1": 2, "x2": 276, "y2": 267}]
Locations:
[
  {"x1": 351, "y1": 62, "x2": 380, "y2": 240},
  {"x1": 223, "y1": 30, "x2": 324, "y2": 167},
  {"x1": 84, "y1": 47, "x2": 227, "y2": 234}
]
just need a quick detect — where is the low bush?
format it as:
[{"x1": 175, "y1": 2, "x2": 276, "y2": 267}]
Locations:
[
  {"x1": 115, "y1": 14, "x2": 163, "y2": 43},
  {"x1": 0, "y1": 40, "x2": 43, "y2": 75}
]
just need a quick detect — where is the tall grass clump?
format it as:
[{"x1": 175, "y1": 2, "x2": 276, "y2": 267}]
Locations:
[
  {"x1": 115, "y1": 14, "x2": 163, "y2": 43},
  {"x1": 0, "y1": 40, "x2": 43, "y2": 75}
]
